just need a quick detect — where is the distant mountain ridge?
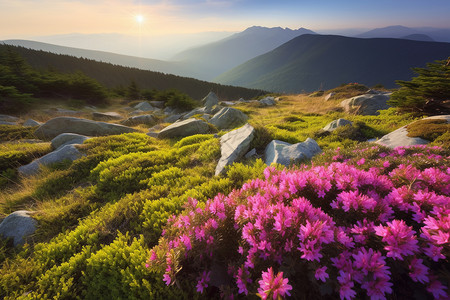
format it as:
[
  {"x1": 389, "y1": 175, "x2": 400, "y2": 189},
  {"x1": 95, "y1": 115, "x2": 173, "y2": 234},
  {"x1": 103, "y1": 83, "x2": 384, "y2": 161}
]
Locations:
[
  {"x1": 214, "y1": 34, "x2": 450, "y2": 93},
  {"x1": 357, "y1": 25, "x2": 450, "y2": 42},
  {"x1": 170, "y1": 26, "x2": 316, "y2": 80}
]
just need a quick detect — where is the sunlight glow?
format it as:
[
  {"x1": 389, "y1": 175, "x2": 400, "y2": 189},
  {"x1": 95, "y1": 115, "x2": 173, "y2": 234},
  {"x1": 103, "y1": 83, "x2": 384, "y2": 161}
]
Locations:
[{"x1": 135, "y1": 15, "x2": 144, "y2": 24}]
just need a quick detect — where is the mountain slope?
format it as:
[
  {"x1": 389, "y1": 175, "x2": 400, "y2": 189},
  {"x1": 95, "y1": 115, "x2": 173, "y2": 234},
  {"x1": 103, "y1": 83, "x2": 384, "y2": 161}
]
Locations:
[
  {"x1": 1, "y1": 39, "x2": 180, "y2": 74},
  {"x1": 170, "y1": 26, "x2": 316, "y2": 80},
  {"x1": 214, "y1": 34, "x2": 450, "y2": 93},
  {"x1": 1, "y1": 44, "x2": 265, "y2": 100}
]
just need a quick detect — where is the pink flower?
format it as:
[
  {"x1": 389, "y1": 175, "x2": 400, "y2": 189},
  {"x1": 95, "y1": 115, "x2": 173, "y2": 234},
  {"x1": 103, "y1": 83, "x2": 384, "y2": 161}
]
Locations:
[
  {"x1": 315, "y1": 266, "x2": 329, "y2": 282},
  {"x1": 357, "y1": 158, "x2": 365, "y2": 165},
  {"x1": 409, "y1": 258, "x2": 429, "y2": 283},
  {"x1": 257, "y1": 267, "x2": 292, "y2": 300},
  {"x1": 163, "y1": 274, "x2": 171, "y2": 285},
  {"x1": 196, "y1": 271, "x2": 211, "y2": 293},
  {"x1": 375, "y1": 220, "x2": 419, "y2": 260},
  {"x1": 427, "y1": 277, "x2": 448, "y2": 299}
]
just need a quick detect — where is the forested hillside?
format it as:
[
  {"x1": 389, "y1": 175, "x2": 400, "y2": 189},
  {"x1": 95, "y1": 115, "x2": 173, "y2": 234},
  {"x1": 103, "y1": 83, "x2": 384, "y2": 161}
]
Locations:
[{"x1": 1, "y1": 44, "x2": 265, "y2": 101}]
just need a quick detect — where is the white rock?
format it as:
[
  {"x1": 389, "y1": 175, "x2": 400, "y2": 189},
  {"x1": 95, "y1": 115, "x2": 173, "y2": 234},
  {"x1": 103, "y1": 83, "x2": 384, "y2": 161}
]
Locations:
[
  {"x1": 340, "y1": 93, "x2": 391, "y2": 115},
  {"x1": 265, "y1": 138, "x2": 321, "y2": 167},
  {"x1": 215, "y1": 124, "x2": 255, "y2": 176},
  {"x1": 209, "y1": 107, "x2": 248, "y2": 130},
  {"x1": 202, "y1": 92, "x2": 219, "y2": 112},
  {"x1": 260, "y1": 97, "x2": 276, "y2": 106},
  {"x1": 51, "y1": 133, "x2": 89, "y2": 150},
  {"x1": 134, "y1": 102, "x2": 156, "y2": 112}
]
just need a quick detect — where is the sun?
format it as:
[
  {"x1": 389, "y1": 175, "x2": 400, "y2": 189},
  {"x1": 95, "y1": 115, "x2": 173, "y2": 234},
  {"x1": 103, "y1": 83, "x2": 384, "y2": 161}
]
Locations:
[{"x1": 135, "y1": 15, "x2": 144, "y2": 24}]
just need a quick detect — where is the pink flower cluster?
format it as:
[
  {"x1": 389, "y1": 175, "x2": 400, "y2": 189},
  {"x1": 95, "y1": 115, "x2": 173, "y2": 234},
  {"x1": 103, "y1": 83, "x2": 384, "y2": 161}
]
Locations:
[{"x1": 146, "y1": 145, "x2": 449, "y2": 299}]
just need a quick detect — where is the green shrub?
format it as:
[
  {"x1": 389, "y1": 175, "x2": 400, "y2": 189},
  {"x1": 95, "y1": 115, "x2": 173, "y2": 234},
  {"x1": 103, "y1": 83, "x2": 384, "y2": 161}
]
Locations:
[
  {"x1": 173, "y1": 134, "x2": 214, "y2": 148},
  {"x1": 0, "y1": 125, "x2": 37, "y2": 142},
  {"x1": 0, "y1": 85, "x2": 34, "y2": 114},
  {"x1": 407, "y1": 118, "x2": 450, "y2": 141}
]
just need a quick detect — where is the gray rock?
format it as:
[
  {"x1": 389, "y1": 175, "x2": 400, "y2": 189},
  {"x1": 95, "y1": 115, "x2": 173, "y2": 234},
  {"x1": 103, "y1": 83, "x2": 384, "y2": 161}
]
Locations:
[
  {"x1": 23, "y1": 119, "x2": 42, "y2": 127},
  {"x1": 134, "y1": 102, "x2": 156, "y2": 112},
  {"x1": 0, "y1": 211, "x2": 37, "y2": 246},
  {"x1": 245, "y1": 148, "x2": 257, "y2": 159},
  {"x1": 147, "y1": 132, "x2": 158, "y2": 138},
  {"x1": 0, "y1": 121, "x2": 16, "y2": 126},
  {"x1": 201, "y1": 114, "x2": 211, "y2": 121},
  {"x1": 129, "y1": 110, "x2": 144, "y2": 116},
  {"x1": 51, "y1": 133, "x2": 89, "y2": 150},
  {"x1": 376, "y1": 115, "x2": 450, "y2": 148},
  {"x1": 340, "y1": 93, "x2": 391, "y2": 115},
  {"x1": 18, "y1": 144, "x2": 85, "y2": 176},
  {"x1": 202, "y1": 92, "x2": 219, "y2": 112},
  {"x1": 92, "y1": 112, "x2": 123, "y2": 121},
  {"x1": 149, "y1": 101, "x2": 165, "y2": 109},
  {"x1": 323, "y1": 118, "x2": 353, "y2": 132},
  {"x1": 260, "y1": 96, "x2": 276, "y2": 106},
  {"x1": 215, "y1": 124, "x2": 255, "y2": 176},
  {"x1": 265, "y1": 138, "x2": 321, "y2": 167},
  {"x1": 0, "y1": 114, "x2": 19, "y2": 122},
  {"x1": 209, "y1": 107, "x2": 248, "y2": 130},
  {"x1": 182, "y1": 107, "x2": 206, "y2": 120},
  {"x1": 164, "y1": 114, "x2": 182, "y2": 123},
  {"x1": 157, "y1": 118, "x2": 209, "y2": 139},
  {"x1": 121, "y1": 114, "x2": 157, "y2": 126},
  {"x1": 34, "y1": 117, "x2": 137, "y2": 140}
]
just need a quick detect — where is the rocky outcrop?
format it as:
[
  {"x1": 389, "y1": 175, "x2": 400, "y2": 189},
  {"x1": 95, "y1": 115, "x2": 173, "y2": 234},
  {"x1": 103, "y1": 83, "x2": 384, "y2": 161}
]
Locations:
[
  {"x1": 51, "y1": 133, "x2": 89, "y2": 150},
  {"x1": 121, "y1": 114, "x2": 158, "y2": 126},
  {"x1": 0, "y1": 211, "x2": 37, "y2": 247},
  {"x1": 134, "y1": 102, "x2": 156, "y2": 112},
  {"x1": 340, "y1": 93, "x2": 391, "y2": 115},
  {"x1": 376, "y1": 115, "x2": 450, "y2": 148},
  {"x1": 215, "y1": 124, "x2": 255, "y2": 176},
  {"x1": 260, "y1": 96, "x2": 276, "y2": 106},
  {"x1": 34, "y1": 117, "x2": 137, "y2": 140},
  {"x1": 92, "y1": 112, "x2": 123, "y2": 121},
  {"x1": 202, "y1": 92, "x2": 219, "y2": 112},
  {"x1": 164, "y1": 114, "x2": 182, "y2": 123},
  {"x1": 0, "y1": 114, "x2": 19, "y2": 123},
  {"x1": 157, "y1": 118, "x2": 210, "y2": 139},
  {"x1": 23, "y1": 119, "x2": 42, "y2": 127},
  {"x1": 18, "y1": 144, "x2": 85, "y2": 176},
  {"x1": 264, "y1": 138, "x2": 321, "y2": 167},
  {"x1": 323, "y1": 118, "x2": 353, "y2": 132},
  {"x1": 209, "y1": 107, "x2": 248, "y2": 130}
]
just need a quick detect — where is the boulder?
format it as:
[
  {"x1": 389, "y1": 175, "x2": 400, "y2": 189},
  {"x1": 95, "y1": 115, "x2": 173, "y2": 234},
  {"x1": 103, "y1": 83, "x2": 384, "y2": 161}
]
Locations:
[
  {"x1": 0, "y1": 114, "x2": 19, "y2": 123},
  {"x1": 34, "y1": 117, "x2": 137, "y2": 140},
  {"x1": 121, "y1": 114, "x2": 158, "y2": 126},
  {"x1": 51, "y1": 133, "x2": 89, "y2": 150},
  {"x1": 323, "y1": 118, "x2": 353, "y2": 132},
  {"x1": 215, "y1": 124, "x2": 255, "y2": 176},
  {"x1": 164, "y1": 114, "x2": 182, "y2": 123},
  {"x1": 260, "y1": 96, "x2": 276, "y2": 106},
  {"x1": 157, "y1": 118, "x2": 210, "y2": 139},
  {"x1": 18, "y1": 144, "x2": 85, "y2": 176},
  {"x1": 202, "y1": 92, "x2": 219, "y2": 112},
  {"x1": 209, "y1": 107, "x2": 248, "y2": 130},
  {"x1": 134, "y1": 102, "x2": 156, "y2": 112},
  {"x1": 0, "y1": 211, "x2": 37, "y2": 246},
  {"x1": 182, "y1": 107, "x2": 206, "y2": 120},
  {"x1": 376, "y1": 115, "x2": 450, "y2": 148},
  {"x1": 23, "y1": 119, "x2": 42, "y2": 127},
  {"x1": 340, "y1": 93, "x2": 391, "y2": 115},
  {"x1": 92, "y1": 111, "x2": 123, "y2": 121},
  {"x1": 245, "y1": 148, "x2": 257, "y2": 159},
  {"x1": 149, "y1": 101, "x2": 165, "y2": 109},
  {"x1": 0, "y1": 121, "x2": 17, "y2": 126},
  {"x1": 265, "y1": 138, "x2": 321, "y2": 167}
]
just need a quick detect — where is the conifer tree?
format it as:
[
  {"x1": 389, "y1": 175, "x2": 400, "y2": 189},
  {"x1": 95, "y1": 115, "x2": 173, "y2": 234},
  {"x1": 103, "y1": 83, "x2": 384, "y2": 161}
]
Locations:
[{"x1": 388, "y1": 58, "x2": 450, "y2": 115}]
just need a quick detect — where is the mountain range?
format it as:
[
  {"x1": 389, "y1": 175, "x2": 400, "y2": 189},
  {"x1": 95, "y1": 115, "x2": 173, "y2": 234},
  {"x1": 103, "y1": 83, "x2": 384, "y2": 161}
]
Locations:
[
  {"x1": 2, "y1": 25, "x2": 450, "y2": 93},
  {"x1": 214, "y1": 34, "x2": 450, "y2": 93}
]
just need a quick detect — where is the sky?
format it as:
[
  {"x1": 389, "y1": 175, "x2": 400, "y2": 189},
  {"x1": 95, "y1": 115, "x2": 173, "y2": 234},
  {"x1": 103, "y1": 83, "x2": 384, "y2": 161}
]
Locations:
[{"x1": 2, "y1": 0, "x2": 450, "y2": 40}]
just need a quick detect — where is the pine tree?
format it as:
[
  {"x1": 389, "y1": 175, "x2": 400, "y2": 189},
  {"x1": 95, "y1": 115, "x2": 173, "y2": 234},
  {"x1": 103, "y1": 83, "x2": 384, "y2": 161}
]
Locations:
[{"x1": 388, "y1": 58, "x2": 450, "y2": 115}]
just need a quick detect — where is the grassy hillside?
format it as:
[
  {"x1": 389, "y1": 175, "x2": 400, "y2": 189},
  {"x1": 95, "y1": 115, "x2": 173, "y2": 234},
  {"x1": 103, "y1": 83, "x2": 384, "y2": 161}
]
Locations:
[
  {"x1": 214, "y1": 34, "x2": 450, "y2": 93},
  {"x1": 1, "y1": 44, "x2": 265, "y2": 101}
]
